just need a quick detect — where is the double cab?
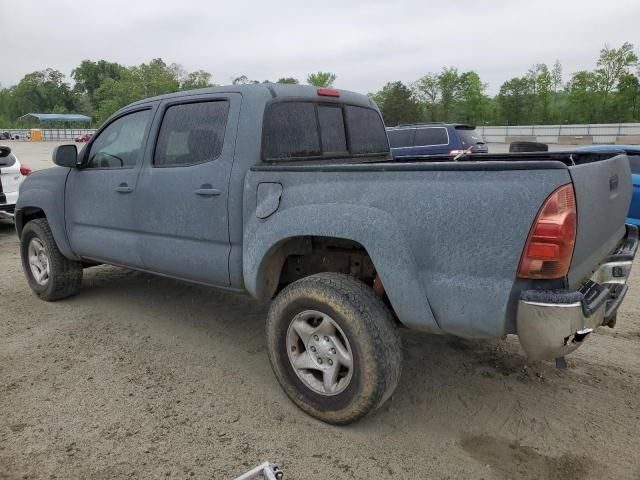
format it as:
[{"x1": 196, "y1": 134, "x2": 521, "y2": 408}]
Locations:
[{"x1": 15, "y1": 84, "x2": 637, "y2": 424}]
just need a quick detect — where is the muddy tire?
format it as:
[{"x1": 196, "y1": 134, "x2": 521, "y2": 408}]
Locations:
[
  {"x1": 20, "y1": 219, "x2": 83, "y2": 301},
  {"x1": 266, "y1": 272, "x2": 402, "y2": 425}
]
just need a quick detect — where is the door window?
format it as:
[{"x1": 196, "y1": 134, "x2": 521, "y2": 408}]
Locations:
[
  {"x1": 154, "y1": 101, "x2": 229, "y2": 167},
  {"x1": 86, "y1": 110, "x2": 151, "y2": 169},
  {"x1": 387, "y1": 128, "x2": 415, "y2": 148}
]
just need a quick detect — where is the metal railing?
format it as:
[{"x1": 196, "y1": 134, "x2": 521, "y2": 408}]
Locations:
[
  {"x1": 0, "y1": 128, "x2": 96, "y2": 142},
  {"x1": 477, "y1": 123, "x2": 640, "y2": 144}
]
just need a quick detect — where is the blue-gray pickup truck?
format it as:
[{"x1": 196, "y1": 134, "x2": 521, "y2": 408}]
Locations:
[{"x1": 14, "y1": 84, "x2": 638, "y2": 424}]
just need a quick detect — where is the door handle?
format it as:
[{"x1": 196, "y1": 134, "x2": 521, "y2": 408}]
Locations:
[
  {"x1": 115, "y1": 183, "x2": 133, "y2": 193},
  {"x1": 195, "y1": 187, "x2": 221, "y2": 197}
]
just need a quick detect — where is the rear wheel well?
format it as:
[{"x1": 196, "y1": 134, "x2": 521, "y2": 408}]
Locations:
[
  {"x1": 261, "y1": 236, "x2": 391, "y2": 305},
  {"x1": 16, "y1": 207, "x2": 46, "y2": 237}
]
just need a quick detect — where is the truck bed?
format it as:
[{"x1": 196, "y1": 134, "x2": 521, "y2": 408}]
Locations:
[{"x1": 245, "y1": 151, "x2": 631, "y2": 339}]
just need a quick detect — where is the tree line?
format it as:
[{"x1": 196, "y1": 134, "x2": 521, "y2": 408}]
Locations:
[{"x1": 0, "y1": 42, "x2": 637, "y2": 128}]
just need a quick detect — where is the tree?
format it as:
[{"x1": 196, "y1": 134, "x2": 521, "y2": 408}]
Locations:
[
  {"x1": 615, "y1": 72, "x2": 640, "y2": 121},
  {"x1": 276, "y1": 77, "x2": 299, "y2": 84},
  {"x1": 457, "y1": 71, "x2": 489, "y2": 124},
  {"x1": 594, "y1": 42, "x2": 638, "y2": 119},
  {"x1": 527, "y1": 64, "x2": 552, "y2": 123},
  {"x1": 306, "y1": 72, "x2": 337, "y2": 87},
  {"x1": 497, "y1": 77, "x2": 531, "y2": 125},
  {"x1": 372, "y1": 81, "x2": 421, "y2": 126},
  {"x1": 566, "y1": 70, "x2": 599, "y2": 123},
  {"x1": 232, "y1": 75, "x2": 251, "y2": 85},
  {"x1": 413, "y1": 73, "x2": 439, "y2": 121},
  {"x1": 437, "y1": 67, "x2": 463, "y2": 122},
  {"x1": 72, "y1": 60, "x2": 125, "y2": 103},
  {"x1": 8, "y1": 69, "x2": 77, "y2": 119},
  {"x1": 181, "y1": 70, "x2": 213, "y2": 90},
  {"x1": 595, "y1": 42, "x2": 638, "y2": 97},
  {"x1": 551, "y1": 60, "x2": 563, "y2": 93}
]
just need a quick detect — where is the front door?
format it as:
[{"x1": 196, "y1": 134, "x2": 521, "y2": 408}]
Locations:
[
  {"x1": 65, "y1": 107, "x2": 155, "y2": 268},
  {"x1": 133, "y1": 95, "x2": 240, "y2": 286}
]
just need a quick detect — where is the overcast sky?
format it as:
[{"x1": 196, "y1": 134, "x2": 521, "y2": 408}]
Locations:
[{"x1": 3, "y1": 0, "x2": 638, "y2": 94}]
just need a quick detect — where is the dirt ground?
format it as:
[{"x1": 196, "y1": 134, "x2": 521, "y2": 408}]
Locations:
[{"x1": 1, "y1": 142, "x2": 640, "y2": 479}]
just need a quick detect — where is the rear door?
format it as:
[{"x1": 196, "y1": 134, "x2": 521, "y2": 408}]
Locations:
[
  {"x1": 133, "y1": 94, "x2": 240, "y2": 286},
  {"x1": 568, "y1": 153, "x2": 633, "y2": 287}
]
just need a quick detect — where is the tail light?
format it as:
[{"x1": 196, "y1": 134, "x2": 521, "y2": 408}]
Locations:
[
  {"x1": 317, "y1": 88, "x2": 340, "y2": 97},
  {"x1": 449, "y1": 150, "x2": 463, "y2": 156},
  {"x1": 20, "y1": 165, "x2": 32, "y2": 176},
  {"x1": 518, "y1": 183, "x2": 577, "y2": 279}
]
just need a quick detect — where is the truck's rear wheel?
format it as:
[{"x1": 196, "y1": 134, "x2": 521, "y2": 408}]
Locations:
[
  {"x1": 266, "y1": 272, "x2": 402, "y2": 424},
  {"x1": 20, "y1": 219, "x2": 83, "y2": 301}
]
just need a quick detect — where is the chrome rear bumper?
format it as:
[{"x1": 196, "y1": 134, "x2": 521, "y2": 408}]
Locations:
[
  {"x1": 517, "y1": 225, "x2": 638, "y2": 360},
  {"x1": 0, "y1": 204, "x2": 15, "y2": 220}
]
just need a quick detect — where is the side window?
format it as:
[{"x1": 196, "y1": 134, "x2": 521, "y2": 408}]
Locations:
[
  {"x1": 414, "y1": 127, "x2": 448, "y2": 146},
  {"x1": 86, "y1": 110, "x2": 151, "y2": 169},
  {"x1": 318, "y1": 105, "x2": 347, "y2": 154},
  {"x1": 154, "y1": 101, "x2": 229, "y2": 167},
  {"x1": 344, "y1": 106, "x2": 389, "y2": 155},
  {"x1": 387, "y1": 129, "x2": 414, "y2": 148},
  {"x1": 263, "y1": 102, "x2": 321, "y2": 160}
]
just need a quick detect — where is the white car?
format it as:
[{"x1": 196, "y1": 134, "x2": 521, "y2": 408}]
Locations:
[{"x1": 0, "y1": 145, "x2": 31, "y2": 221}]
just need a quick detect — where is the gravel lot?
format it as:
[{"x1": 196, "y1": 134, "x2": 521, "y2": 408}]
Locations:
[{"x1": 1, "y1": 141, "x2": 640, "y2": 479}]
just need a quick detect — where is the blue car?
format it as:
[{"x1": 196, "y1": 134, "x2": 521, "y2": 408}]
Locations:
[
  {"x1": 577, "y1": 145, "x2": 640, "y2": 225},
  {"x1": 386, "y1": 123, "x2": 488, "y2": 157}
]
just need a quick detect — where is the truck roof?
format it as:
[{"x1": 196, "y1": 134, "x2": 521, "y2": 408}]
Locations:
[{"x1": 127, "y1": 84, "x2": 376, "y2": 109}]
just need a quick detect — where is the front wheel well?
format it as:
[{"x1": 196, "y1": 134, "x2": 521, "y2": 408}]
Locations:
[{"x1": 16, "y1": 207, "x2": 46, "y2": 237}]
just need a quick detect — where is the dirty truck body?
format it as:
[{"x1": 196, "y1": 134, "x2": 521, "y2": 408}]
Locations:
[{"x1": 15, "y1": 84, "x2": 637, "y2": 424}]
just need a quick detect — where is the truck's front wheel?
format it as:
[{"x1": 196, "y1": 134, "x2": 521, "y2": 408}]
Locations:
[
  {"x1": 266, "y1": 272, "x2": 402, "y2": 425},
  {"x1": 20, "y1": 219, "x2": 83, "y2": 301}
]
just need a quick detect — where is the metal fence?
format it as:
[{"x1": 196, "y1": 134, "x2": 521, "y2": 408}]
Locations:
[
  {"x1": 1, "y1": 128, "x2": 96, "y2": 141},
  {"x1": 477, "y1": 123, "x2": 640, "y2": 144}
]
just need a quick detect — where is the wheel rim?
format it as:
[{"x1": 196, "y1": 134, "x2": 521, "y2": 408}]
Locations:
[
  {"x1": 27, "y1": 237, "x2": 50, "y2": 286},
  {"x1": 286, "y1": 310, "x2": 354, "y2": 396}
]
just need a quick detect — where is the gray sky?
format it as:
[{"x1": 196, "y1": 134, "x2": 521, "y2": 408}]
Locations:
[{"x1": 3, "y1": 0, "x2": 638, "y2": 94}]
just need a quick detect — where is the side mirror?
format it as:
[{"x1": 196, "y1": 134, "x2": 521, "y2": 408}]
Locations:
[{"x1": 52, "y1": 144, "x2": 78, "y2": 168}]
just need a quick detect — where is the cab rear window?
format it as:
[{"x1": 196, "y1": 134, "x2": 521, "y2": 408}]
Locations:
[{"x1": 263, "y1": 101, "x2": 389, "y2": 161}]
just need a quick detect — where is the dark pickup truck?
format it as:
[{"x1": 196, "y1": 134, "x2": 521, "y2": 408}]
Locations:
[{"x1": 15, "y1": 84, "x2": 637, "y2": 424}]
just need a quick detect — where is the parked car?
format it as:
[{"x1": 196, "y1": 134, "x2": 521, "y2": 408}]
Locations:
[
  {"x1": 386, "y1": 123, "x2": 488, "y2": 157},
  {"x1": 0, "y1": 145, "x2": 31, "y2": 221},
  {"x1": 15, "y1": 85, "x2": 637, "y2": 424},
  {"x1": 74, "y1": 133, "x2": 93, "y2": 143},
  {"x1": 575, "y1": 145, "x2": 640, "y2": 225}
]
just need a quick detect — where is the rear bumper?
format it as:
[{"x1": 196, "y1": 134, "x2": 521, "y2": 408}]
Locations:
[
  {"x1": 0, "y1": 203, "x2": 15, "y2": 220},
  {"x1": 517, "y1": 224, "x2": 638, "y2": 360}
]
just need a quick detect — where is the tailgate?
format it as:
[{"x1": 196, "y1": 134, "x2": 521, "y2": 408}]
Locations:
[{"x1": 568, "y1": 153, "x2": 632, "y2": 287}]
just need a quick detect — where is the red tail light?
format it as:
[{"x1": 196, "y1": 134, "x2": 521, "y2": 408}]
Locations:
[
  {"x1": 518, "y1": 183, "x2": 577, "y2": 279},
  {"x1": 20, "y1": 165, "x2": 32, "y2": 176},
  {"x1": 317, "y1": 88, "x2": 340, "y2": 97}
]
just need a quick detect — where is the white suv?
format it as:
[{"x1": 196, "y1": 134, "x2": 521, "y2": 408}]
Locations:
[{"x1": 0, "y1": 145, "x2": 31, "y2": 221}]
